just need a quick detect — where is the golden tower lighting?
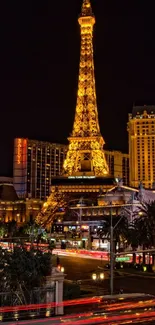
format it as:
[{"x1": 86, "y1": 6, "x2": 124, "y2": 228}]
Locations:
[
  {"x1": 63, "y1": 0, "x2": 109, "y2": 177},
  {"x1": 35, "y1": 0, "x2": 111, "y2": 228}
]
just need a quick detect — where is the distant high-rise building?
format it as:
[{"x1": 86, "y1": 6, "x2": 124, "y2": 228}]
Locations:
[
  {"x1": 128, "y1": 105, "x2": 155, "y2": 188},
  {"x1": 13, "y1": 138, "x2": 67, "y2": 199},
  {"x1": 13, "y1": 138, "x2": 129, "y2": 200},
  {"x1": 105, "y1": 151, "x2": 129, "y2": 186}
]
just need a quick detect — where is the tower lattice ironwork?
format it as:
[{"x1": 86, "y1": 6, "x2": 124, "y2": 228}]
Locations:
[
  {"x1": 36, "y1": 0, "x2": 109, "y2": 228},
  {"x1": 63, "y1": 0, "x2": 109, "y2": 177}
]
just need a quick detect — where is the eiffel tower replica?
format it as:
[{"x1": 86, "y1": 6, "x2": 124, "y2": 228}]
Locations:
[
  {"x1": 36, "y1": 0, "x2": 115, "y2": 228},
  {"x1": 63, "y1": 0, "x2": 109, "y2": 177}
]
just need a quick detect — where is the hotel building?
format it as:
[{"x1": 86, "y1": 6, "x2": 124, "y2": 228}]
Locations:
[
  {"x1": 128, "y1": 105, "x2": 155, "y2": 188},
  {"x1": 13, "y1": 138, "x2": 129, "y2": 200},
  {"x1": 105, "y1": 150, "x2": 129, "y2": 186},
  {"x1": 13, "y1": 138, "x2": 67, "y2": 199},
  {"x1": 0, "y1": 177, "x2": 42, "y2": 224}
]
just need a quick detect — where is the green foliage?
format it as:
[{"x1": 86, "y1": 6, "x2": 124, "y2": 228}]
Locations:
[
  {"x1": 23, "y1": 221, "x2": 48, "y2": 242},
  {"x1": 7, "y1": 220, "x2": 17, "y2": 237},
  {"x1": 0, "y1": 247, "x2": 52, "y2": 301},
  {"x1": 134, "y1": 201, "x2": 155, "y2": 248},
  {"x1": 97, "y1": 215, "x2": 129, "y2": 251},
  {"x1": 0, "y1": 220, "x2": 18, "y2": 239},
  {"x1": 0, "y1": 222, "x2": 7, "y2": 238},
  {"x1": 127, "y1": 224, "x2": 139, "y2": 249},
  {"x1": 100, "y1": 201, "x2": 155, "y2": 253},
  {"x1": 123, "y1": 201, "x2": 155, "y2": 263},
  {"x1": 0, "y1": 220, "x2": 48, "y2": 246}
]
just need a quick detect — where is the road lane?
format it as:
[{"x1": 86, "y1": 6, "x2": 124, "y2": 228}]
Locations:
[{"x1": 59, "y1": 256, "x2": 155, "y2": 295}]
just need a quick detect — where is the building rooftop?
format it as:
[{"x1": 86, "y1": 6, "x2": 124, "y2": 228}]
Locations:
[
  {"x1": 0, "y1": 177, "x2": 13, "y2": 184},
  {"x1": 0, "y1": 184, "x2": 18, "y2": 201},
  {"x1": 132, "y1": 105, "x2": 155, "y2": 118}
]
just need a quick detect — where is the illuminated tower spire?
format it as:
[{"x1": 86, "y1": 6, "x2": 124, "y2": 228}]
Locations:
[
  {"x1": 81, "y1": 0, "x2": 93, "y2": 16},
  {"x1": 63, "y1": 0, "x2": 109, "y2": 176}
]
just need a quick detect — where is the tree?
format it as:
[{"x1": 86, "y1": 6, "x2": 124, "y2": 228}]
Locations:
[
  {"x1": 97, "y1": 214, "x2": 129, "y2": 253},
  {"x1": 23, "y1": 221, "x2": 48, "y2": 244},
  {"x1": 126, "y1": 223, "x2": 139, "y2": 264},
  {"x1": 0, "y1": 222, "x2": 7, "y2": 239},
  {"x1": 0, "y1": 247, "x2": 52, "y2": 306},
  {"x1": 134, "y1": 201, "x2": 155, "y2": 264},
  {"x1": 7, "y1": 220, "x2": 18, "y2": 238}
]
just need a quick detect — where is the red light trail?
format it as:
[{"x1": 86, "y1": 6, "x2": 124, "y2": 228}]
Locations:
[{"x1": 0, "y1": 296, "x2": 101, "y2": 313}]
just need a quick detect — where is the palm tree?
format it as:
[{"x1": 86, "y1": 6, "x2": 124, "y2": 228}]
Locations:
[
  {"x1": 134, "y1": 201, "x2": 155, "y2": 264},
  {"x1": 97, "y1": 214, "x2": 129, "y2": 253},
  {"x1": 113, "y1": 216, "x2": 129, "y2": 252},
  {"x1": 134, "y1": 217, "x2": 150, "y2": 264},
  {"x1": 126, "y1": 222, "x2": 139, "y2": 264}
]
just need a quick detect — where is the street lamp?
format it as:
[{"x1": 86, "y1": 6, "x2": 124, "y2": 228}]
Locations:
[
  {"x1": 110, "y1": 205, "x2": 114, "y2": 296},
  {"x1": 99, "y1": 272, "x2": 105, "y2": 280},
  {"x1": 61, "y1": 266, "x2": 65, "y2": 273},
  {"x1": 92, "y1": 272, "x2": 104, "y2": 281},
  {"x1": 57, "y1": 265, "x2": 65, "y2": 273},
  {"x1": 92, "y1": 273, "x2": 97, "y2": 280}
]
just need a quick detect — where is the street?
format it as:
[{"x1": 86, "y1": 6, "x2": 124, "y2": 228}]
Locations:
[
  {"x1": 2, "y1": 255, "x2": 155, "y2": 325},
  {"x1": 3, "y1": 310, "x2": 155, "y2": 325},
  {"x1": 59, "y1": 255, "x2": 155, "y2": 296}
]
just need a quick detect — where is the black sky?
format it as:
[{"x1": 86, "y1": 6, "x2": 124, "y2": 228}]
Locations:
[{"x1": 0, "y1": 0, "x2": 155, "y2": 176}]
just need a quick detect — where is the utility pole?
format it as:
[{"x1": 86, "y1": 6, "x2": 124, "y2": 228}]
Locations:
[
  {"x1": 110, "y1": 204, "x2": 114, "y2": 295},
  {"x1": 110, "y1": 203, "x2": 125, "y2": 295},
  {"x1": 78, "y1": 197, "x2": 83, "y2": 243}
]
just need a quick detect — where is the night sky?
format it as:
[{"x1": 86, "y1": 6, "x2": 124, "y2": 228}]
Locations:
[{"x1": 0, "y1": 0, "x2": 155, "y2": 176}]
